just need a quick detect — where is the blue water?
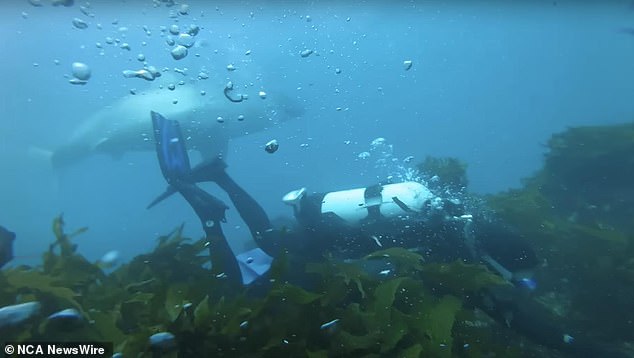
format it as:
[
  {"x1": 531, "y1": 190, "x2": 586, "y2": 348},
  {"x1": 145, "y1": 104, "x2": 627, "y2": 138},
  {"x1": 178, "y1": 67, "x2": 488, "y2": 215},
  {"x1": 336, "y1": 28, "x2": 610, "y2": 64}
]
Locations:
[{"x1": 1, "y1": 0, "x2": 633, "y2": 265}]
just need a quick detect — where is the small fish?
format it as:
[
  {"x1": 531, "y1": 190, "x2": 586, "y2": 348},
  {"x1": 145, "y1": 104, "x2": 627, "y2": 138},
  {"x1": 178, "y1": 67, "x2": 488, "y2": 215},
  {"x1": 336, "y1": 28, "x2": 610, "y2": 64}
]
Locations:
[
  {"x1": 320, "y1": 318, "x2": 339, "y2": 330},
  {"x1": 97, "y1": 250, "x2": 119, "y2": 269},
  {"x1": 518, "y1": 277, "x2": 537, "y2": 291},
  {"x1": 149, "y1": 332, "x2": 176, "y2": 351},
  {"x1": 0, "y1": 302, "x2": 40, "y2": 329},
  {"x1": 46, "y1": 308, "x2": 84, "y2": 331},
  {"x1": 370, "y1": 235, "x2": 383, "y2": 247}
]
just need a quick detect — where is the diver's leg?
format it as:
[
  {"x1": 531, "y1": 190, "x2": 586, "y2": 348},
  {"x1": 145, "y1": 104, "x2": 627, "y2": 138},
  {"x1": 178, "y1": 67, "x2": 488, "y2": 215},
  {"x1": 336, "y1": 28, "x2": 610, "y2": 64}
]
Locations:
[
  {"x1": 173, "y1": 181, "x2": 241, "y2": 290},
  {"x1": 171, "y1": 180, "x2": 274, "y2": 288},
  {"x1": 191, "y1": 157, "x2": 272, "y2": 238},
  {"x1": 218, "y1": 172, "x2": 272, "y2": 237}
]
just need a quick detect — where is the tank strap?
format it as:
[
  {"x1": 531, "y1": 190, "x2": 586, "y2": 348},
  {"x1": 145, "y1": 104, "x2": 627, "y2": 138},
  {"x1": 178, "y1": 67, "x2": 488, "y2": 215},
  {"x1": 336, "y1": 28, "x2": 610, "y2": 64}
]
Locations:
[{"x1": 364, "y1": 184, "x2": 383, "y2": 221}]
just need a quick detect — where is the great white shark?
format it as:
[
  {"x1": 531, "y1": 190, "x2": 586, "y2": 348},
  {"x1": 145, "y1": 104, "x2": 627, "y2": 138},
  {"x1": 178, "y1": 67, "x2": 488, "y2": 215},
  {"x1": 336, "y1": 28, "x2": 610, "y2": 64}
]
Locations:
[{"x1": 51, "y1": 81, "x2": 303, "y2": 169}]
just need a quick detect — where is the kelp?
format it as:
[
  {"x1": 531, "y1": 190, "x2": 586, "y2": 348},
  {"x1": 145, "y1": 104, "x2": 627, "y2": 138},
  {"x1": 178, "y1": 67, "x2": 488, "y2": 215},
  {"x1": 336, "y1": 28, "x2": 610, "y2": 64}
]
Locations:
[
  {"x1": 306, "y1": 259, "x2": 369, "y2": 303},
  {"x1": 417, "y1": 156, "x2": 469, "y2": 191},
  {"x1": 364, "y1": 247, "x2": 425, "y2": 275},
  {"x1": 330, "y1": 277, "x2": 463, "y2": 357},
  {"x1": 451, "y1": 309, "x2": 523, "y2": 358},
  {"x1": 420, "y1": 261, "x2": 510, "y2": 295},
  {"x1": 0, "y1": 215, "x2": 517, "y2": 357},
  {"x1": 4, "y1": 269, "x2": 81, "y2": 312},
  {"x1": 15, "y1": 130, "x2": 634, "y2": 358},
  {"x1": 487, "y1": 121, "x2": 634, "y2": 341}
]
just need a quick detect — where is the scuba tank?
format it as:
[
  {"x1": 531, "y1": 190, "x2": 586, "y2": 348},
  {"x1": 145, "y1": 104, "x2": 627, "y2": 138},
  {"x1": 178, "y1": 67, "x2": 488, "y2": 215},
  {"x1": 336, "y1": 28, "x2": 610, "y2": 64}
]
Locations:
[{"x1": 283, "y1": 181, "x2": 435, "y2": 227}]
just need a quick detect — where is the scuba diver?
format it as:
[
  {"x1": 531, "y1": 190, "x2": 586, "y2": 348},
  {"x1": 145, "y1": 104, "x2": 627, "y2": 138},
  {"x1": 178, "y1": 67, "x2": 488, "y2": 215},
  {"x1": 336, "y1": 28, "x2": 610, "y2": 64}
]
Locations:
[
  {"x1": 147, "y1": 111, "x2": 627, "y2": 358},
  {"x1": 0, "y1": 226, "x2": 15, "y2": 269}
]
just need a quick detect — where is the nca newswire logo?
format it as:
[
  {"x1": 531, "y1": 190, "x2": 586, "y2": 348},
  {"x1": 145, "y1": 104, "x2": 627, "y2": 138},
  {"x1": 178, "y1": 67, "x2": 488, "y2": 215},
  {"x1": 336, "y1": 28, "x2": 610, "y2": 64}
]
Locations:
[{"x1": 4, "y1": 342, "x2": 112, "y2": 357}]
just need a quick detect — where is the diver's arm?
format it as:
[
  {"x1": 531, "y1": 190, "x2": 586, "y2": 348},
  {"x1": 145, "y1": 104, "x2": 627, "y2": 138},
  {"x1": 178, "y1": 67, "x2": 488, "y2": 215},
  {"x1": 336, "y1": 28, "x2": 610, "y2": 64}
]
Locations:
[{"x1": 475, "y1": 285, "x2": 628, "y2": 358}]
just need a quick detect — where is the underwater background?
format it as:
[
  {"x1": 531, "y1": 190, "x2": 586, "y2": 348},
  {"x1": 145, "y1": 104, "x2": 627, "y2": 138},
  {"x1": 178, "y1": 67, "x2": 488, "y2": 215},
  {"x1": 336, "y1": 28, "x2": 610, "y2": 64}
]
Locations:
[{"x1": 1, "y1": 0, "x2": 634, "y2": 357}]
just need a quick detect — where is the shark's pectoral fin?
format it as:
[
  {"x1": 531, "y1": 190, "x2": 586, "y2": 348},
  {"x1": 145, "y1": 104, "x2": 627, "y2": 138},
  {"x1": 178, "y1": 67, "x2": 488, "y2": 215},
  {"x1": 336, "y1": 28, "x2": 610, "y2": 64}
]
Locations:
[
  {"x1": 94, "y1": 137, "x2": 110, "y2": 151},
  {"x1": 93, "y1": 137, "x2": 126, "y2": 160}
]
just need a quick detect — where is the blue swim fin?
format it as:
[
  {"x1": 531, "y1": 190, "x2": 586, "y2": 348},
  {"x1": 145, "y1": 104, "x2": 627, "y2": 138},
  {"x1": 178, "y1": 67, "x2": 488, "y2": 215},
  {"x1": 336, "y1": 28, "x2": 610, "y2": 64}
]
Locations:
[
  {"x1": 147, "y1": 111, "x2": 192, "y2": 209},
  {"x1": 151, "y1": 111, "x2": 191, "y2": 183},
  {"x1": 146, "y1": 186, "x2": 178, "y2": 209},
  {"x1": 235, "y1": 247, "x2": 273, "y2": 285}
]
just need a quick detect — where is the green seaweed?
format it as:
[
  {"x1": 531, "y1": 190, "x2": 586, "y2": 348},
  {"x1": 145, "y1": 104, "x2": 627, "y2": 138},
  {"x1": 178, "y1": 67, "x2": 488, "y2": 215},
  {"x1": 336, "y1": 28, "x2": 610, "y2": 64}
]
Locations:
[
  {"x1": 0, "y1": 215, "x2": 528, "y2": 357},
  {"x1": 400, "y1": 343, "x2": 423, "y2": 358},
  {"x1": 269, "y1": 282, "x2": 322, "y2": 305},
  {"x1": 0, "y1": 224, "x2": 515, "y2": 358},
  {"x1": 329, "y1": 275, "x2": 464, "y2": 357},
  {"x1": 193, "y1": 294, "x2": 211, "y2": 330},
  {"x1": 50, "y1": 214, "x2": 88, "y2": 258},
  {"x1": 164, "y1": 283, "x2": 191, "y2": 322},
  {"x1": 306, "y1": 259, "x2": 369, "y2": 303},
  {"x1": 364, "y1": 247, "x2": 425, "y2": 274},
  {"x1": 4, "y1": 268, "x2": 82, "y2": 313},
  {"x1": 422, "y1": 295, "x2": 462, "y2": 357},
  {"x1": 420, "y1": 261, "x2": 510, "y2": 295},
  {"x1": 418, "y1": 156, "x2": 469, "y2": 190},
  {"x1": 487, "y1": 121, "x2": 634, "y2": 341}
]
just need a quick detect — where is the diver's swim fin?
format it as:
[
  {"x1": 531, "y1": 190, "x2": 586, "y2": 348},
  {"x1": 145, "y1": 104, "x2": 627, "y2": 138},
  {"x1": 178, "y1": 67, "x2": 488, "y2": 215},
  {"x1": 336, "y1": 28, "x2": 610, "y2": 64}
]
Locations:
[
  {"x1": 148, "y1": 112, "x2": 230, "y2": 209},
  {"x1": 146, "y1": 185, "x2": 178, "y2": 209},
  {"x1": 146, "y1": 157, "x2": 229, "y2": 209},
  {"x1": 147, "y1": 111, "x2": 192, "y2": 209},
  {"x1": 235, "y1": 247, "x2": 273, "y2": 285},
  {"x1": 151, "y1": 111, "x2": 191, "y2": 183}
]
